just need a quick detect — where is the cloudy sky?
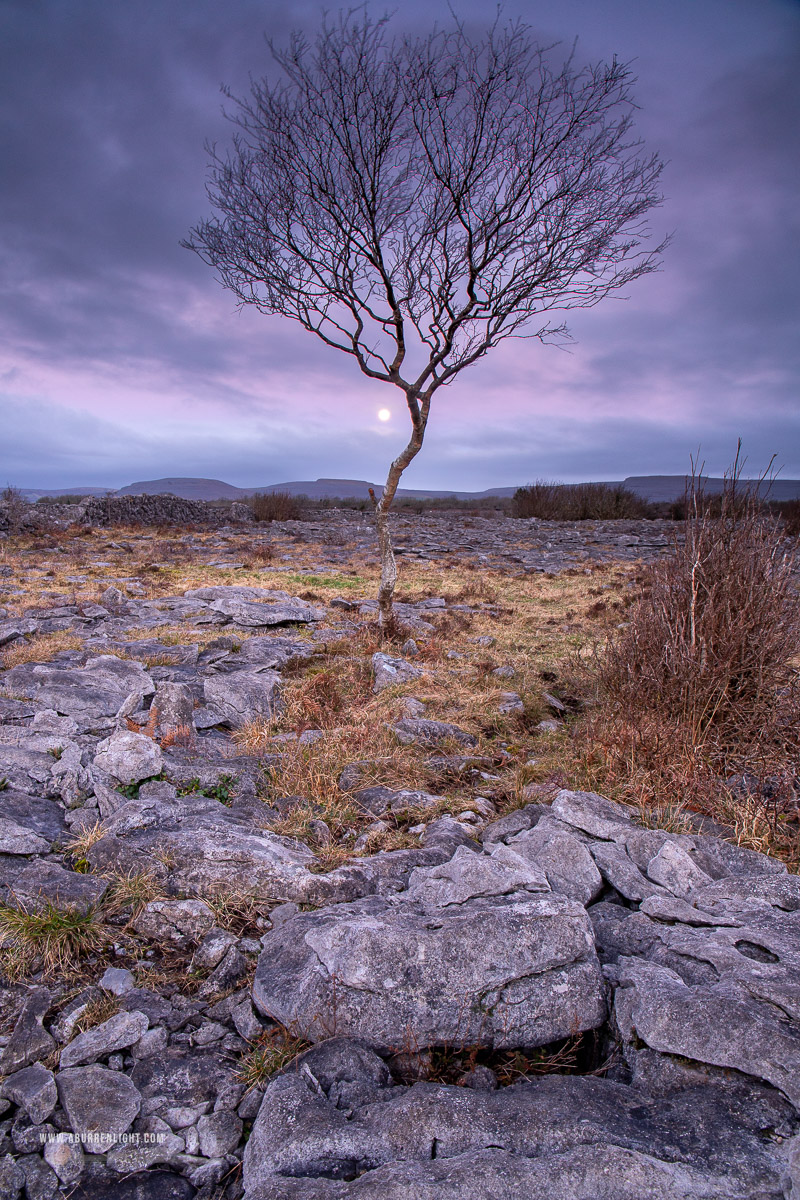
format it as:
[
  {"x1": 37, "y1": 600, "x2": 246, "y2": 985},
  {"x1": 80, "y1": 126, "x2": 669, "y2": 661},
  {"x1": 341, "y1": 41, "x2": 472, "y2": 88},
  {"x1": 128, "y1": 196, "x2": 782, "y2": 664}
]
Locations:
[{"x1": 2, "y1": 0, "x2": 799, "y2": 491}]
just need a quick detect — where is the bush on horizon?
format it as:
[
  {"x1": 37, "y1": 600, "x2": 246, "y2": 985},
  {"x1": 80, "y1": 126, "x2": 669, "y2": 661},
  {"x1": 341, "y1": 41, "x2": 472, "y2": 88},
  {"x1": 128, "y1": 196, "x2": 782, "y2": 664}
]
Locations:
[{"x1": 512, "y1": 481, "x2": 651, "y2": 520}]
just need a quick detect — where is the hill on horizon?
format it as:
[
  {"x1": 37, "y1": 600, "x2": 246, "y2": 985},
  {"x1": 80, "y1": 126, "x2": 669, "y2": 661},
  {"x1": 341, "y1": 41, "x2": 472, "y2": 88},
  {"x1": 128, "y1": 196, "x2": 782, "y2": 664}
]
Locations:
[{"x1": 17, "y1": 474, "x2": 800, "y2": 504}]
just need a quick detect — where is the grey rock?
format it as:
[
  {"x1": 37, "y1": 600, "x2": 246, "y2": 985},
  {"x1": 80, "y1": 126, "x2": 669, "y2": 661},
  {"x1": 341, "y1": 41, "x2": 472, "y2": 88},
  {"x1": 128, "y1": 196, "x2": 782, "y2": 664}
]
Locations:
[
  {"x1": 242, "y1": 1064, "x2": 792, "y2": 1199},
  {"x1": 0, "y1": 1154, "x2": 27, "y2": 1200},
  {"x1": 353, "y1": 786, "x2": 442, "y2": 817},
  {"x1": 132, "y1": 1026, "x2": 169, "y2": 1059},
  {"x1": 391, "y1": 719, "x2": 478, "y2": 748},
  {"x1": 105, "y1": 1116, "x2": 185, "y2": 1173},
  {"x1": 0, "y1": 818, "x2": 50, "y2": 855},
  {"x1": 0, "y1": 655, "x2": 154, "y2": 717},
  {"x1": 234, "y1": 635, "x2": 316, "y2": 669},
  {"x1": 231, "y1": 1001, "x2": 264, "y2": 1042},
  {"x1": 65, "y1": 1167, "x2": 196, "y2": 1199},
  {"x1": 692, "y1": 873, "x2": 800, "y2": 913},
  {"x1": 0, "y1": 1065, "x2": 57, "y2": 1125},
  {"x1": 196, "y1": 1111, "x2": 242, "y2": 1158},
  {"x1": 371, "y1": 653, "x2": 423, "y2": 694},
  {"x1": 209, "y1": 595, "x2": 324, "y2": 626},
  {"x1": 202, "y1": 670, "x2": 281, "y2": 728},
  {"x1": 551, "y1": 788, "x2": 634, "y2": 839},
  {"x1": 99, "y1": 966, "x2": 135, "y2": 995},
  {"x1": 638, "y1": 894, "x2": 741, "y2": 927},
  {"x1": 131, "y1": 899, "x2": 216, "y2": 948},
  {"x1": 253, "y1": 892, "x2": 605, "y2": 1051},
  {"x1": 590, "y1": 841, "x2": 668, "y2": 902},
  {"x1": 43, "y1": 1136, "x2": 84, "y2": 1186},
  {"x1": 0, "y1": 791, "x2": 65, "y2": 842},
  {"x1": 149, "y1": 683, "x2": 194, "y2": 736},
  {"x1": 16, "y1": 1153, "x2": 60, "y2": 1200},
  {"x1": 130, "y1": 1049, "x2": 237, "y2": 1119},
  {"x1": 646, "y1": 840, "x2": 714, "y2": 897},
  {"x1": 87, "y1": 788, "x2": 315, "y2": 899},
  {"x1": 0, "y1": 989, "x2": 55, "y2": 1075},
  {"x1": 190, "y1": 929, "x2": 237, "y2": 972},
  {"x1": 405, "y1": 844, "x2": 549, "y2": 907},
  {"x1": 50, "y1": 988, "x2": 102, "y2": 1045},
  {"x1": 0, "y1": 860, "x2": 108, "y2": 914},
  {"x1": 589, "y1": 902, "x2": 661, "y2": 964},
  {"x1": 611, "y1": 955, "x2": 800, "y2": 1110},
  {"x1": 196, "y1": 946, "x2": 248, "y2": 997},
  {"x1": 508, "y1": 826, "x2": 603, "y2": 905},
  {"x1": 56, "y1": 1066, "x2": 141, "y2": 1151},
  {"x1": 92, "y1": 730, "x2": 163, "y2": 785},
  {"x1": 481, "y1": 805, "x2": 543, "y2": 847},
  {"x1": 59, "y1": 1010, "x2": 149, "y2": 1068}
]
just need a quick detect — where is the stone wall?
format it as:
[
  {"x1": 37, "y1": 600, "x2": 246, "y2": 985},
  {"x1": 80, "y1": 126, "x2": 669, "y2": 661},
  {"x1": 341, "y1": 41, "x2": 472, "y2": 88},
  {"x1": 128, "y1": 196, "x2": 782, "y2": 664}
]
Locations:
[{"x1": 0, "y1": 494, "x2": 255, "y2": 531}]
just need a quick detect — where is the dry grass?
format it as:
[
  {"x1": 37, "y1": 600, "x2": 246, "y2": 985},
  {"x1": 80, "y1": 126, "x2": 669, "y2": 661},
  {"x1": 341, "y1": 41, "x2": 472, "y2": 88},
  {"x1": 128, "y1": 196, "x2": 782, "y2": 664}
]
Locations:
[
  {"x1": 72, "y1": 992, "x2": 121, "y2": 1036},
  {"x1": 236, "y1": 1024, "x2": 311, "y2": 1089},
  {"x1": 62, "y1": 820, "x2": 109, "y2": 872},
  {"x1": 5, "y1": 510, "x2": 794, "y2": 871},
  {"x1": 0, "y1": 901, "x2": 110, "y2": 980},
  {"x1": 0, "y1": 631, "x2": 83, "y2": 668}
]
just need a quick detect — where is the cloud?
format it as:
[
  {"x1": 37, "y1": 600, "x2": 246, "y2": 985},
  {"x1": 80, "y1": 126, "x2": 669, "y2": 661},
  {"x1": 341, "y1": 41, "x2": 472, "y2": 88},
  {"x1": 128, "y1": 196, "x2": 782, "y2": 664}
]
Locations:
[{"x1": 0, "y1": 0, "x2": 798, "y2": 487}]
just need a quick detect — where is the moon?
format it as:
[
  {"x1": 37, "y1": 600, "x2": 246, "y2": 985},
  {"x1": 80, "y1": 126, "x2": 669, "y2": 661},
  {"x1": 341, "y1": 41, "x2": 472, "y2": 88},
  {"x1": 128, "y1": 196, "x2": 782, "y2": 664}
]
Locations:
[{"x1": 377, "y1": 408, "x2": 391, "y2": 421}]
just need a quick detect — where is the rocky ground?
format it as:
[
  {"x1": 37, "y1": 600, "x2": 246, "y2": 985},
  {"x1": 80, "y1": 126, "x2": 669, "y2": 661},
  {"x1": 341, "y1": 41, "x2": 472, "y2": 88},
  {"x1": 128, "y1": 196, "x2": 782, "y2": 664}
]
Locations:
[{"x1": 0, "y1": 515, "x2": 798, "y2": 1200}]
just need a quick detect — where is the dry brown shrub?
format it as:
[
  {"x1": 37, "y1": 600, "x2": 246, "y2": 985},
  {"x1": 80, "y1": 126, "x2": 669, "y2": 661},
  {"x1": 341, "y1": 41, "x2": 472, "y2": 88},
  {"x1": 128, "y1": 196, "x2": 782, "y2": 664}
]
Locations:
[
  {"x1": 160, "y1": 724, "x2": 196, "y2": 749},
  {"x1": 578, "y1": 461, "x2": 800, "y2": 848},
  {"x1": 250, "y1": 491, "x2": 305, "y2": 522}
]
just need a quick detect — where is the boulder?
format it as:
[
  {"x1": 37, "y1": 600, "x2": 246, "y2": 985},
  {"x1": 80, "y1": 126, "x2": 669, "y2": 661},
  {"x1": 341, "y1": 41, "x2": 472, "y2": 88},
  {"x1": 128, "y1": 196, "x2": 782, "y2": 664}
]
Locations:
[
  {"x1": 253, "y1": 891, "x2": 605, "y2": 1051},
  {"x1": 507, "y1": 827, "x2": 603, "y2": 906},
  {"x1": 131, "y1": 899, "x2": 216, "y2": 948},
  {"x1": 202, "y1": 670, "x2": 281, "y2": 728},
  {"x1": 59, "y1": 1010, "x2": 149, "y2": 1068},
  {"x1": 149, "y1": 683, "x2": 194, "y2": 736},
  {"x1": 0, "y1": 656, "x2": 154, "y2": 717},
  {"x1": 210, "y1": 596, "x2": 324, "y2": 627},
  {"x1": 371, "y1": 653, "x2": 423, "y2": 694},
  {"x1": 0, "y1": 1064, "x2": 57, "y2": 1124},
  {"x1": 0, "y1": 988, "x2": 55, "y2": 1074},
  {"x1": 56, "y1": 1065, "x2": 141, "y2": 1152},
  {"x1": 92, "y1": 730, "x2": 163, "y2": 785},
  {"x1": 242, "y1": 1049, "x2": 793, "y2": 1199},
  {"x1": 391, "y1": 719, "x2": 477, "y2": 748}
]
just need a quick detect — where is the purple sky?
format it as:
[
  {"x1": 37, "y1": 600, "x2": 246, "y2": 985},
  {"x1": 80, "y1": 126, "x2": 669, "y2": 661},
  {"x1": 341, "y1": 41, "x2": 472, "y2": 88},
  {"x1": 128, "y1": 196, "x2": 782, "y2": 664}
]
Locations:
[{"x1": 2, "y1": 0, "x2": 799, "y2": 491}]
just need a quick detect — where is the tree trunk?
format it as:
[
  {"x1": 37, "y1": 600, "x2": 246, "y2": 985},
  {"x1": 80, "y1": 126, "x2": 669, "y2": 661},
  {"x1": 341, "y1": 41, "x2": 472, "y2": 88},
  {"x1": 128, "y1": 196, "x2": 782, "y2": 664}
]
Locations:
[{"x1": 372, "y1": 396, "x2": 428, "y2": 632}]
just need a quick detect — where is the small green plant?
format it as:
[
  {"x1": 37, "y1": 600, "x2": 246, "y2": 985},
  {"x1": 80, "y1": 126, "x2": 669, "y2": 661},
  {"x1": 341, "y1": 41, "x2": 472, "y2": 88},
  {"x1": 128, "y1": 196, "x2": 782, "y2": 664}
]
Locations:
[
  {"x1": 287, "y1": 574, "x2": 364, "y2": 590},
  {"x1": 116, "y1": 771, "x2": 167, "y2": 799},
  {"x1": 236, "y1": 1024, "x2": 311, "y2": 1090},
  {"x1": 176, "y1": 775, "x2": 237, "y2": 805},
  {"x1": 0, "y1": 776, "x2": 8, "y2": 792},
  {"x1": 48, "y1": 746, "x2": 63, "y2": 761}
]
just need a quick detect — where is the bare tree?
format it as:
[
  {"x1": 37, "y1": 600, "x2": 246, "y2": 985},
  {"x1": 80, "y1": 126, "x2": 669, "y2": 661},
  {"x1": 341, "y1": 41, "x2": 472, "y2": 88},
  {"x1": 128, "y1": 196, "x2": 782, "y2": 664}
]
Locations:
[{"x1": 185, "y1": 12, "x2": 666, "y2": 628}]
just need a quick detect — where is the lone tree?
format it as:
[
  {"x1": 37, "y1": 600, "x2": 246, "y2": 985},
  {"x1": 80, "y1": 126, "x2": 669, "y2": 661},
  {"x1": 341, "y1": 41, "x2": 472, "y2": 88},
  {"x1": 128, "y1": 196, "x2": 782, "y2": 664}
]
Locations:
[{"x1": 186, "y1": 12, "x2": 666, "y2": 627}]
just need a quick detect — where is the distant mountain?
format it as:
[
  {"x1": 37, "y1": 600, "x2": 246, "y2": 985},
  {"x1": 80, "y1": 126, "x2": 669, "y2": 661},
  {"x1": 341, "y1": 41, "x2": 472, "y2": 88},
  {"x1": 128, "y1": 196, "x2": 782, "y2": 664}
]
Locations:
[
  {"x1": 19, "y1": 486, "x2": 116, "y2": 500},
  {"x1": 18, "y1": 474, "x2": 800, "y2": 504},
  {"x1": 117, "y1": 477, "x2": 246, "y2": 500},
  {"x1": 622, "y1": 476, "x2": 800, "y2": 503},
  {"x1": 114, "y1": 476, "x2": 518, "y2": 501}
]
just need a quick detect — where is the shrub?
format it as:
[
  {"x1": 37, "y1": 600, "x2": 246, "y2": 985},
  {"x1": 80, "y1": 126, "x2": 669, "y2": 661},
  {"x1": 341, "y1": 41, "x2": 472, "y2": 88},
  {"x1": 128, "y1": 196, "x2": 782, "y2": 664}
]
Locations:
[
  {"x1": 770, "y1": 498, "x2": 800, "y2": 537},
  {"x1": 249, "y1": 491, "x2": 306, "y2": 521},
  {"x1": 580, "y1": 462, "x2": 800, "y2": 836},
  {"x1": 512, "y1": 480, "x2": 650, "y2": 520}
]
